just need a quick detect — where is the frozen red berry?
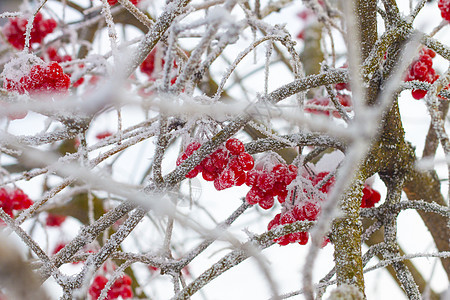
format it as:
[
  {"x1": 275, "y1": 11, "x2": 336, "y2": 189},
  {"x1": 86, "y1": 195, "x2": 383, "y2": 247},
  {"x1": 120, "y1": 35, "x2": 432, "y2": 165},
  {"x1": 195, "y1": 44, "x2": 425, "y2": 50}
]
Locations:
[
  {"x1": 52, "y1": 243, "x2": 66, "y2": 255},
  {"x1": 259, "y1": 194, "x2": 275, "y2": 210},
  {"x1": 361, "y1": 185, "x2": 381, "y2": 208},
  {"x1": 225, "y1": 138, "x2": 245, "y2": 155},
  {"x1": 108, "y1": 0, "x2": 140, "y2": 5},
  {"x1": 46, "y1": 214, "x2": 67, "y2": 227},
  {"x1": 257, "y1": 173, "x2": 275, "y2": 192},
  {"x1": 96, "y1": 131, "x2": 113, "y2": 140},
  {"x1": 246, "y1": 187, "x2": 264, "y2": 205}
]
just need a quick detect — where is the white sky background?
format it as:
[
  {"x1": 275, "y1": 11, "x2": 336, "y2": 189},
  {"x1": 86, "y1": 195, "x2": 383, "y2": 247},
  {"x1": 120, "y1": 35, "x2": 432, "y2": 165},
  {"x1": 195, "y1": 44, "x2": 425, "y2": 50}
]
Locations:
[{"x1": 1, "y1": 0, "x2": 449, "y2": 299}]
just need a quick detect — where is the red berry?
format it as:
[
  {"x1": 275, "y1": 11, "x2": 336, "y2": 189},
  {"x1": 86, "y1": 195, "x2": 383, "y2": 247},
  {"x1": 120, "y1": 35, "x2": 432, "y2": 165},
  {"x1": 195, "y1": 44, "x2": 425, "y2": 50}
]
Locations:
[
  {"x1": 268, "y1": 213, "x2": 281, "y2": 230},
  {"x1": 202, "y1": 170, "x2": 216, "y2": 181},
  {"x1": 234, "y1": 170, "x2": 247, "y2": 186},
  {"x1": 140, "y1": 48, "x2": 157, "y2": 77},
  {"x1": 89, "y1": 275, "x2": 108, "y2": 299},
  {"x1": 185, "y1": 142, "x2": 201, "y2": 156},
  {"x1": 108, "y1": 0, "x2": 140, "y2": 6},
  {"x1": 259, "y1": 194, "x2": 274, "y2": 210},
  {"x1": 245, "y1": 170, "x2": 260, "y2": 186},
  {"x1": 305, "y1": 97, "x2": 331, "y2": 116},
  {"x1": 257, "y1": 172, "x2": 275, "y2": 192},
  {"x1": 275, "y1": 188, "x2": 288, "y2": 203},
  {"x1": 361, "y1": 185, "x2": 381, "y2": 208},
  {"x1": 297, "y1": 232, "x2": 309, "y2": 245},
  {"x1": 225, "y1": 138, "x2": 245, "y2": 155},
  {"x1": 176, "y1": 153, "x2": 189, "y2": 166},
  {"x1": 46, "y1": 214, "x2": 66, "y2": 227},
  {"x1": 96, "y1": 131, "x2": 113, "y2": 140},
  {"x1": 321, "y1": 237, "x2": 330, "y2": 247},
  {"x1": 277, "y1": 236, "x2": 290, "y2": 246},
  {"x1": 246, "y1": 187, "x2": 264, "y2": 205},
  {"x1": 293, "y1": 205, "x2": 306, "y2": 221},
  {"x1": 89, "y1": 274, "x2": 133, "y2": 300},
  {"x1": 228, "y1": 157, "x2": 243, "y2": 172},
  {"x1": 311, "y1": 172, "x2": 335, "y2": 194},
  {"x1": 302, "y1": 201, "x2": 320, "y2": 221},
  {"x1": 52, "y1": 243, "x2": 65, "y2": 255},
  {"x1": 272, "y1": 164, "x2": 288, "y2": 182},
  {"x1": 285, "y1": 165, "x2": 298, "y2": 185},
  {"x1": 186, "y1": 166, "x2": 200, "y2": 179},
  {"x1": 217, "y1": 168, "x2": 236, "y2": 190},
  {"x1": 237, "y1": 152, "x2": 254, "y2": 171},
  {"x1": 439, "y1": 0, "x2": 450, "y2": 22},
  {"x1": 280, "y1": 211, "x2": 296, "y2": 225},
  {"x1": 411, "y1": 89, "x2": 427, "y2": 100}
]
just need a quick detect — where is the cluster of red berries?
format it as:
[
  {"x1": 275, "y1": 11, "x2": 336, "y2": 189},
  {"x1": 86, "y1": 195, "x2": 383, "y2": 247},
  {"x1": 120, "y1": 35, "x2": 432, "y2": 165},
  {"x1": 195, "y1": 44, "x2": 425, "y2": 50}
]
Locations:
[
  {"x1": 439, "y1": 0, "x2": 450, "y2": 22},
  {"x1": 266, "y1": 171, "x2": 333, "y2": 246},
  {"x1": 3, "y1": 12, "x2": 57, "y2": 50},
  {"x1": 305, "y1": 94, "x2": 351, "y2": 118},
  {"x1": 177, "y1": 138, "x2": 254, "y2": 190},
  {"x1": 42, "y1": 48, "x2": 85, "y2": 88},
  {"x1": 0, "y1": 187, "x2": 33, "y2": 219},
  {"x1": 108, "y1": 0, "x2": 140, "y2": 5},
  {"x1": 46, "y1": 214, "x2": 67, "y2": 227},
  {"x1": 140, "y1": 47, "x2": 178, "y2": 83},
  {"x1": 268, "y1": 210, "x2": 310, "y2": 245},
  {"x1": 4, "y1": 62, "x2": 71, "y2": 96},
  {"x1": 405, "y1": 48, "x2": 439, "y2": 100},
  {"x1": 267, "y1": 171, "x2": 381, "y2": 246},
  {"x1": 45, "y1": 47, "x2": 72, "y2": 63},
  {"x1": 89, "y1": 274, "x2": 133, "y2": 300},
  {"x1": 245, "y1": 164, "x2": 298, "y2": 209}
]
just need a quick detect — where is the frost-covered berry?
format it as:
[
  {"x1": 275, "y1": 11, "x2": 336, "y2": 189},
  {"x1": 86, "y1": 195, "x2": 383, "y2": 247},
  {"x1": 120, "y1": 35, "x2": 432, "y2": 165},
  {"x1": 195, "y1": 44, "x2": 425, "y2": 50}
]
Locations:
[
  {"x1": 3, "y1": 13, "x2": 57, "y2": 50},
  {"x1": 46, "y1": 214, "x2": 67, "y2": 227},
  {"x1": 257, "y1": 173, "x2": 275, "y2": 192},
  {"x1": 52, "y1": 243, "x2": 66, "y2": 255},
  {"x1": 439, "y1": 0, "x2": 450, "y2": 22},
  {"x1": 225, "y1": 138, "x2": 245, "y2": 155},
  {"x1": 361, "y1": 185, "x2": 381, "y2": 208},
  {"x1": 259, "y1": 194, "x2": 275, "y2": 210},
  {"x1": 108, "y1": 0, "x2": 140, "y2": 5},
  {"x1": 246, "y1": 187, "x2": 264, "y2": 205},
  {"x1": 217, "y1": 168, "x2": 236, "y2": 189}
]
